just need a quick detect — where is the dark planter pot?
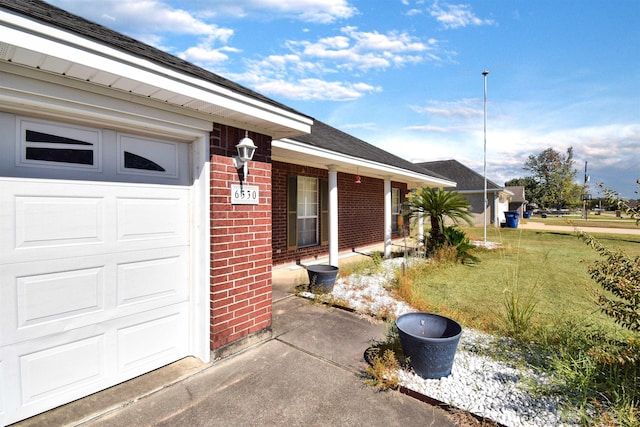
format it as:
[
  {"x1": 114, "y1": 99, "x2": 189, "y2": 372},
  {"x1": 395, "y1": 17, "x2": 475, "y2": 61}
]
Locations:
[
  {"x1": 396, "y1": 312, "x2": 462, "y2": 379},
  {"x1": 306, "y1": 264, "x2": 339, "y2": 293}
]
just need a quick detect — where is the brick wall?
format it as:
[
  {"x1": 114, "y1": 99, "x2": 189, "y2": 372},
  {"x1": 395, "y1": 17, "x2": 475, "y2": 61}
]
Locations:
[
  {"x1": 209, "y1": 124, "x2": 272, "y2": 350},
  {"x1": 272, "y1": 160, "x2": 407, "y2": 265}
]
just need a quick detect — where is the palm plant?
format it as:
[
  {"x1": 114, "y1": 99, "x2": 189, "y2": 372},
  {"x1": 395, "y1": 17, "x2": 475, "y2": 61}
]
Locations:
[{"x1": 408, "y1": 187, "x2": 474, "y2": 252}]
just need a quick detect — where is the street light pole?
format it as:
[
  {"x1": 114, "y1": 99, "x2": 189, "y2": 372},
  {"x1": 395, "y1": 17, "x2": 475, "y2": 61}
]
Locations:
[{"x1": 482, "y1": 70, "x2": 489, "y2": 244}]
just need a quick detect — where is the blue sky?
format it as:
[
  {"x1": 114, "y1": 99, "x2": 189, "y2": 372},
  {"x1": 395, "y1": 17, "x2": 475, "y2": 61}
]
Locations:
[{"x1": 50, "y1": 0, "x2": 640, "y2": 198}]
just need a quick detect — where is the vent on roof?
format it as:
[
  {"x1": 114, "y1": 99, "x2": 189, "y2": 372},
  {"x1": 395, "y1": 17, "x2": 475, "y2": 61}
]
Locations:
[{"x1": 0, "y1": 42, "x2": 12, "y2": 60}]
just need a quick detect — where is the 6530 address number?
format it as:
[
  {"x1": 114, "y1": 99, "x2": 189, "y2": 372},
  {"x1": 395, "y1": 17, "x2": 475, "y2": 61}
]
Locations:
[{"x1": 231, "y1": 184, "x2": 259, "y2": 205}]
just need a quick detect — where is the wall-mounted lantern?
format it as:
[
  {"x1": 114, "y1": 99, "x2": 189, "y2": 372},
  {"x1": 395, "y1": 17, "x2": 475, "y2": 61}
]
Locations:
[{"x1": 233, "y1": 130, "x2": 257, "y2": 181}]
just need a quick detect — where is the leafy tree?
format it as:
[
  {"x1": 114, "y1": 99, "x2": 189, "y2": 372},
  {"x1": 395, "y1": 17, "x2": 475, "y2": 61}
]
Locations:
[
  {"x1": 523, "y1": 147, "x2": 578, "y2": 209},
  {"x1": 408, "y1": 187, "x2": 474, "y2": 252}
]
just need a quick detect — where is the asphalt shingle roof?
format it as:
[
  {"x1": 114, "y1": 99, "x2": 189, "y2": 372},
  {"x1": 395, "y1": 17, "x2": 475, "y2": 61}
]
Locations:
[
  {"x1": 416, "y1": 159, "x2": 502, "y2": 191},
  {"x1": 293, "y1": 120, "x2": 451, "y2": 180}
]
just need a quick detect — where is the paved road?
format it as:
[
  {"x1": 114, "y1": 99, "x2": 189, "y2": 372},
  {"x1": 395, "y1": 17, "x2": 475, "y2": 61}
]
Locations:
[{"x1": 519, "y1": 221, "x2": 640, "y2": 235}]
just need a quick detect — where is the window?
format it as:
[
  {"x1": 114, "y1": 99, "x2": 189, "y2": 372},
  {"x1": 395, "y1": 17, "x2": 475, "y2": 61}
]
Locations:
[
  {"x1": 118, "y1": 134, "x2": 178, "y2": 178},
  {"x1": 297, "y1": 177, "x2": 318, "y2": 247},
  {"x1": 392, "y1": 187, "x2": 402, "y2": 233},
  {"x1": 287, "y1": 176, "x2": 329, "y2": 250},
  {"x1": 19, "y1": 119, "x2": 100, "y2": 170}
]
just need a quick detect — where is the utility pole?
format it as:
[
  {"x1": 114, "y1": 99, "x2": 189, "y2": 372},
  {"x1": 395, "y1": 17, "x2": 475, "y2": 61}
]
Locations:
[
  {"x1": 583, "y1": 161, "x2": 589, "y2": 220},
  {"x1": 482, "y1": 70, "x2": 489, "y2": 244}
]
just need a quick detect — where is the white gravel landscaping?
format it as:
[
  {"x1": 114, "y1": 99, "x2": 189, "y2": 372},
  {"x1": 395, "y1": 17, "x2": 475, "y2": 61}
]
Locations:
[{"x1": 309, "y1": 257, "x2": 581, "y2": 427}]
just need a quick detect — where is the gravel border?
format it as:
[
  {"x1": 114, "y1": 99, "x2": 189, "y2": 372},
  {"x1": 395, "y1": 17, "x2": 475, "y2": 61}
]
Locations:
[{"x1": 304, "y1": 257, "x2": 581, "y2": 427}]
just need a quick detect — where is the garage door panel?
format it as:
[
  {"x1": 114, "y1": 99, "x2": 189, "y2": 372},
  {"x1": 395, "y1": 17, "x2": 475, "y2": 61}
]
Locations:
[
  {"x1": 117, "y1": 308, "x2": 189, "y2": 377},
  {"x1": 117, "y1": 255, "x2": 187, "y2": 307},
  {"x1": 15, "y1": 195, "x2": 104, "y2": 249},
  {"x1": 20, "y1": 334, "x2": 106, "y2": 406},
  {"x1": 17, "y1": 267, "x2": 104, "y2": 329},
  {"x1": 3, "y1": 247, "x2": 189, "y2": 346},
  {"x1": 3, "y1": 303, "x2": 189, "y2": 425},
  {"x1": 1, "y1": 179, "x2": 189, "y2": 265},
  {"x1": 117, "y1": 195, "x2": 188, "y2": 242}
]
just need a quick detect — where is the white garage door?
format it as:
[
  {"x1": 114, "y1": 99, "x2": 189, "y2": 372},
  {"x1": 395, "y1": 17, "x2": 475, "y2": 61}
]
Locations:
[{"x1": 0, "y1": 117, "x2": 193, "y2": 424}]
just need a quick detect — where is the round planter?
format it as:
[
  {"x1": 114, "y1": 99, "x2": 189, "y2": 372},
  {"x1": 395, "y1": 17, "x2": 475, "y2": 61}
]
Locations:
[
  {"x1": 306, "y1": 264, "x2": 339, "y2": 293},
  {"x1": 396, "y1": 312, "x2": 462, "y2": 379}
]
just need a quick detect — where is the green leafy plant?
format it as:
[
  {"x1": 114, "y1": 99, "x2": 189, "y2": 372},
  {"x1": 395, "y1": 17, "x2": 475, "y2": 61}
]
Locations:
[
  {"x1": 443, "y1": 226, "x2": 480, "y2": 264},
  {"x1": 577, "y1": 231, "x2": 640, "y2": 333},
  {"x1": 408, "y1": 187, "x2": 474, "y2": 255}
]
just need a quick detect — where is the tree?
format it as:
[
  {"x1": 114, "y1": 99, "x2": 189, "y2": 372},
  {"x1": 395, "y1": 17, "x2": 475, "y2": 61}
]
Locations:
[
  {"x1": 408, "y1": 187, "x2": 474, "y2": 251},
  {"x1": 523, "y1": 147, "x2": 578, "y2": 209}
]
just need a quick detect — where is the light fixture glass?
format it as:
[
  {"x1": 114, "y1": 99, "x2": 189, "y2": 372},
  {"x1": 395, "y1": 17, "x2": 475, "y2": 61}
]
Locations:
[
  {"x1": 234, "y1": 130, "x2": 257, "y2": 181},
  {"x1": 236, "y1": 131, "x2": 257, "y2": 162}
]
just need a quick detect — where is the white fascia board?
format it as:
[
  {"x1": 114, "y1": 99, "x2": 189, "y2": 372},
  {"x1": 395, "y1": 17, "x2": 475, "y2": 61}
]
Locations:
[
  {"x1": 0, "y1": 10, "x2": 312, "y2": 134},
  {"x1": 275, "y1": 138, "x2": 456, "y2": 187}
]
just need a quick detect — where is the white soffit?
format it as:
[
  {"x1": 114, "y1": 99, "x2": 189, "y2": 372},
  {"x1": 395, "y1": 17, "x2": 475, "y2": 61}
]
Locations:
[
  {"x1": 0, "y1": 10, "x2": 311, "y2": 139},
  {"x1": 273, "y1": 139, "x2": 456, "y2": 188}
]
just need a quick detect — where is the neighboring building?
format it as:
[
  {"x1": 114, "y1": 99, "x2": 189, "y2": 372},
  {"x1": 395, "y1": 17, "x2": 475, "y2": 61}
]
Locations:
[
  {"x1": 505, "y1": 186, "x2": 527, "y2": 217},
  {"x1": 416, "y1": 160, "x2": 513, "y2": 226},
  {"x1": 0, "y1": 1, "x2": 453, "y2": 423}
]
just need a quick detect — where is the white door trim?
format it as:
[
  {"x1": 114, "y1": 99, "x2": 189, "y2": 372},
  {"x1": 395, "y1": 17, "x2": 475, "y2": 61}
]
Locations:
[{"x1": 190, "y1": 131, "x2": 211, "y2": 362}]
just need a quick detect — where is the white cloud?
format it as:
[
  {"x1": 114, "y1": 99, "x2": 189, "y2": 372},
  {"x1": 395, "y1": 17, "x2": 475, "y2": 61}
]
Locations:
[
  {"x1": 410, "y1": 99, "x2": 482, "y2": 119},
  {"x1": 227, "y1": 25, "x2": 440, "y2": 100},
  {"x1": 204, "y1": 0, "x2": 357, "y2": 23},
  {"x1": 289, "y1": 27, "x2": 435, "y2": 71},
  {"x1": 253, "y1": 79, "x2": 380, "y2": 101},
  {"x1": 180, "y1": 45, "x2": 241, "y2": 66},
  {"x1": 430, "y1": 2, "x2": 494, "y2": 29},
  {"x1": 52, "y1": 0, "x2": 236, "y2": 64},
  {"x1": 55, "y1": 0, "x2": 231, "y2": 39}
]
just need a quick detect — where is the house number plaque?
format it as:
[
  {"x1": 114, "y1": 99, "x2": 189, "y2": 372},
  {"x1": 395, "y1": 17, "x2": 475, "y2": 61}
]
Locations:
[{"x1": 231, "y1": 184, "x2": 259, "y2": 205}]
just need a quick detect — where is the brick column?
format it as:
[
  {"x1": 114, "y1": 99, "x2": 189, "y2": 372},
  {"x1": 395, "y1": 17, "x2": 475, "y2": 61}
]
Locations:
[{"x1": 209, "y1": 124, "x2": 272, "y2": 352}]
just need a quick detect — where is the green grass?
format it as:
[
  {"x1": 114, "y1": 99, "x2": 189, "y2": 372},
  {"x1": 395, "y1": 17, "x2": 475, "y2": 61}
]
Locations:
[
  {"x1": 399, "y1": 226, "x2": 640, "y2": 425},
  {"x1": 406, "y1": 227, "x2": 639, "y2": 333}
]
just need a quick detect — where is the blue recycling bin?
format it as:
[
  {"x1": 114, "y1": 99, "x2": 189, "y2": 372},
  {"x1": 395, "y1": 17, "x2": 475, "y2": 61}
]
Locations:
[
  {"x1": 504, "y1": 211, "x2": 520, "y2": 228},
  {"x1": 523, "y1": 212, "x2": 531, "y2": 219}
]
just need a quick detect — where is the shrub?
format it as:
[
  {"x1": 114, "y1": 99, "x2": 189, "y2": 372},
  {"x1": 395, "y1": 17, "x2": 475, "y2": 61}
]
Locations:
[
  {"x1": 443, "y1": 226, "x2": 480, "y2": 264},
  {"x1": 578, "y1": 231, "x2": 640, "y2": 333}
]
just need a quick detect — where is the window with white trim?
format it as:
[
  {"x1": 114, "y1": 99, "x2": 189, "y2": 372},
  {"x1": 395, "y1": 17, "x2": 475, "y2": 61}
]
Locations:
[
  {"x1": 118, "y1": 134, "x2": 179, "y2": 178},
  {"x1": 287, "y1": 176, "x2": 329, "y2": 250},
  {"x1": 392, "y1": 187, "x2": 401, "y2": 233},
  {"x1": 18, "y1": 119, "x2": 100, "y2": 170},
  {"x1": 297, "y1": 177, "x2": 318, "y2": 247}
]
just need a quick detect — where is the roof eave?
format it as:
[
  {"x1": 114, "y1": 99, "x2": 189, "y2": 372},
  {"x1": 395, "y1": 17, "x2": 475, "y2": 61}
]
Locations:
[
  {"x1": 0, "y1": 9, "x2": 311, "y2": 139},
  {"x1": 273, "y1": 139, "x2": 456, "y2": 188}
]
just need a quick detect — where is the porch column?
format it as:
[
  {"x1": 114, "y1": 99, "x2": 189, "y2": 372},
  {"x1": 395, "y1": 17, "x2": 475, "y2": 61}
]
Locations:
[
  {"x1": 417, "y1": 209, "x2": 424, "y2": 248},
  {"x1": 328, "y1": 166, "x2": 339, "y2": 266},
  {"x1": 384, "y1": 177, "x2": 392, "y2": 258},
  {"x1": 493, "y1": 191, "x2": 499, "y2": 225}
]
